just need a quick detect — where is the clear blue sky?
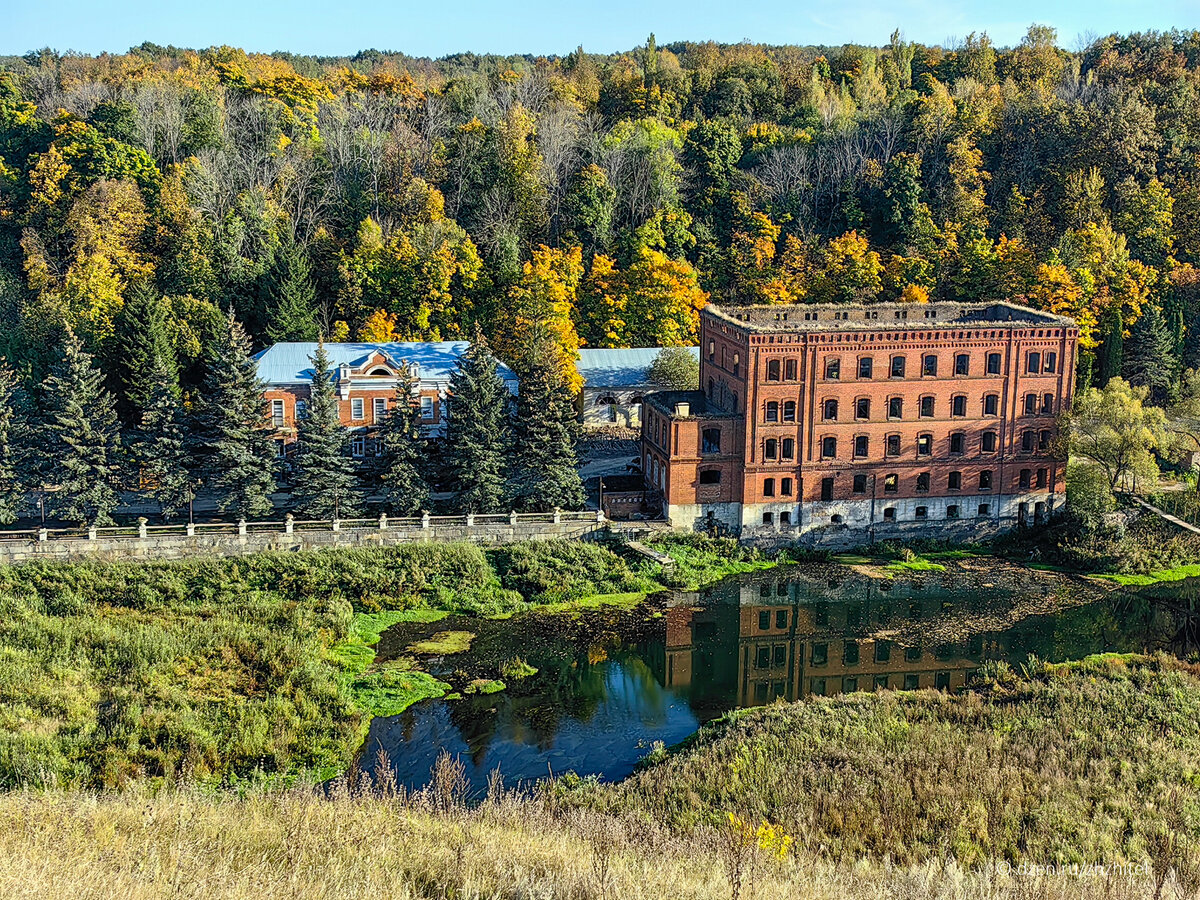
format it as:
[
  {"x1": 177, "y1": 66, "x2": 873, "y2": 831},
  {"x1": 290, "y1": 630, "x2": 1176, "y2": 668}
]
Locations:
[{"x1": 5, "y1": 0, "x2": 1197, "y2": 58}]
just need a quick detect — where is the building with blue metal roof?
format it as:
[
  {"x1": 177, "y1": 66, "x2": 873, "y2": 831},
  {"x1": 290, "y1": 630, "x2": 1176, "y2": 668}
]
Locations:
[{"x1": 576, "y1": 346, "x2": 699, "y2": 429}]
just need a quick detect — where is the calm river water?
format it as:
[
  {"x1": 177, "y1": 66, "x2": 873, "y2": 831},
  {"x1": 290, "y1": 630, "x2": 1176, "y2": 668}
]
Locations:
[{"x1": 358, "y1": 561, "x2": 1194, "y2": 794}]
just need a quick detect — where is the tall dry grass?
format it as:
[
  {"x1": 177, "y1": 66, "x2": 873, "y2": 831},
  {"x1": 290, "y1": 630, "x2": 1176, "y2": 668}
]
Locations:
[{"x1": 0, "y1": 764, "x2": 1192, "y2": 900}]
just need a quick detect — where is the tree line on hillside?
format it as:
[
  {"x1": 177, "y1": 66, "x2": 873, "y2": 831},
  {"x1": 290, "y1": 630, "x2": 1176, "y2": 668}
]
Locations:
[
  {"x1": 0, "y1": 302, "x2": 583, "y2": 526},
  {"x1": 0, "y1": 30, "x2": 1199, "y2": 407}
]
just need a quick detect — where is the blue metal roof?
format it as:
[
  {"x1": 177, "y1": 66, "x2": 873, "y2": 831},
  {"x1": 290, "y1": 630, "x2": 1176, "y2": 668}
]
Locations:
[
  {"x1": 576, "y1": 347, "x2": 699, "y2": 389},
  {"x1": 253, "y1": 341, "x2": 518, "y2": 386}
]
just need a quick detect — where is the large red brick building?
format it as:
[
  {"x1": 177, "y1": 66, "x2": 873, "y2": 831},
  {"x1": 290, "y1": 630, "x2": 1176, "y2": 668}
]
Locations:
[{"x1": 641, "y1": 301, "x2": 1078, "y2": 541}]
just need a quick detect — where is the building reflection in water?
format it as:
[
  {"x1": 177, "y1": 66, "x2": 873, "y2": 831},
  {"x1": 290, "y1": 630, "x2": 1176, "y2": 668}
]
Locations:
[{"x1": 656, "y1": 571, "x2": 1028, "y2": 711}]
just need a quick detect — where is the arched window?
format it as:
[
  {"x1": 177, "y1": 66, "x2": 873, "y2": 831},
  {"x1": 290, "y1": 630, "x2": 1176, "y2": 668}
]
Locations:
[
  {"x1": 783, "y1": 400, "x2": 796, "y2": 421},
  {"x1": 766, "y1": 359, "x2": 781, "y2": 381},
  {"x1": 765, "y1": 401, "x2": 779, "y2": 422},
  {"x1": 764, "y1": 438, "x2": 778, "y2": 460},
  {"x1": 781, "y1": 438, "x2": 795, "y2": 459},
  {"x1": 367, "y1": 367, "x2": 393, "y2": 376}
]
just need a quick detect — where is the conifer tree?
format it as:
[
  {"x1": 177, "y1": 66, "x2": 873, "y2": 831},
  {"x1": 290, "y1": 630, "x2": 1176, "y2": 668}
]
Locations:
[
  {"x1": 0, "y1": 363, "x2": 30, "y2": 524},
  {"x1": 112, "y1": 282, "x2": 175, "y2": 425},
  {"x1": 129, "y1": 358, "x2": 193, "y2": 521},
  {"x1": 41, "y1": 329, "x2": 122, "y2": 526},
  {"x1": 373, "y1": 365, "x2": 429, "y2": 515},
  {"x1": 443, "y1": 330, "x2": 510, "y2": 513},
  {"x1": 509, "y1": 340, "x2": 585, "y2": 512},
  {"x1": 190, "y1": 308, "x2": 277, "y2": 519},
  {"x1": 1123, "y1": 303, "x2": 1176, "y2": 404},
  {"x1": 265, "y1": 241, "x2": 320, "y2": 343},
  {"x1": 292, "y1": 341, "x2": 361, "y2": 518}
]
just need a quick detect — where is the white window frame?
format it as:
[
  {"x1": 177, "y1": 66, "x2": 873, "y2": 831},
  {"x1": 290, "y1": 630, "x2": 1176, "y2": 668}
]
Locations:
[
  {"x1": 351, "y1": 398, "x2": 365, "y2": 420},
  {"x1": 420, "y1": 396, "x2": 434, "y2": 421},
  {"x1": 271, "y1": 399, "x2": 285, "y2": 425},
  {"x1": 351, "y1": 436, "x2": 366, "y2": 458},
  {"x1": 295, "y1": 399, "x2": 308, "y2": 420},
  {"x1": 373, "y1": 397, "x2": 387, "y2": 422}
]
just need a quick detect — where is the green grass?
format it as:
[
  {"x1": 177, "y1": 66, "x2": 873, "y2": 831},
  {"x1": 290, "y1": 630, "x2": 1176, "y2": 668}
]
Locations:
[
  {"x1": 465, "y1": 678, "x2": 506, "y2": 695},
  {"x1": 406, "y1": 630, "x2": 475, "y2": 655},
  {"x1": 499, "y1": 657, "x2": 538, "y2": 680},
  {"x1": 647, "y1": 534, "x2": 778, "y2": 590},
  {"x1": 1094, "y1": 562, "x2": 1200, "y2": 586},
  {"x1": 348, "y1": 659, "x2": 451, "y2": 716},
  {"x1": 566, "y1": 653, "x2": 1200, "y2": 868},
  {"x1": 883, "y1": 558, "x2": 947, "y2": 574},
  {"x1": 535, "y1": 590, "x2": 649, "y2": 615}
]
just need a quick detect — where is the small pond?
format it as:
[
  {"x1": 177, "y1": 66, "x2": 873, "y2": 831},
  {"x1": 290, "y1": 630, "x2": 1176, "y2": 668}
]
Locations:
[{"x1": 359, "y1": 560, "x2": 1194, "y2": 794}]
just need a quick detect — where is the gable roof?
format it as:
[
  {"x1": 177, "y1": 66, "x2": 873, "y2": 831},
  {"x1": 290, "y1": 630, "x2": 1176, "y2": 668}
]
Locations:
[
  {"x1": 576, "y1": 347, "x2": 700, "y2": 390},
  {"x1": 253, "y1": 341, "x2": 519, "y2": 387}
]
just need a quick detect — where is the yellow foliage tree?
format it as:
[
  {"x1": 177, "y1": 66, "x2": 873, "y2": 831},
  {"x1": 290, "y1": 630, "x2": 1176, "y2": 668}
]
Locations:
[
  {"x1": 357, "y1": 309, "x2": 400, "y2": 342},
  {"x1": 497, "y1": 245, "x2": 584, "y2": 390},
  {"x1": 580, "y1": 248, "x2": 709, "y2": 348}
]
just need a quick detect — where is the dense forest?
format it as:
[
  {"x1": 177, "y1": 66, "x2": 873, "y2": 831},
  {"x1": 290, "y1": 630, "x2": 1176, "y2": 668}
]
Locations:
[{"x1": 0, "y1": 29, "x2": 1198, "y2": 394}]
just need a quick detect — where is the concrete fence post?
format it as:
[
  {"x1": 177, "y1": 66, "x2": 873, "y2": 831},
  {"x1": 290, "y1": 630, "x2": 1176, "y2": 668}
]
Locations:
[
  {"x1": 284, "y1": 514, "x2": 294, "y2": 534},
  {"x1": 37, "y1": 527, "x2": 48, "y2": 542},
  {"x1": 596, "y1": 509, "x2": 605, "y2": 523},
  {"x1": 509, "y1": 510, "x2": 518, "y2": 526},
  {"x1": 237, "y1": 518, "x2": 247, "y2": 536},
  {"x1": 186, "y1": 522, "x2": 195, "y2": 537},
  {"x1": 421, "y1": 510, "x2": 431, "y2": 529},
  {"x1": 137, "y1": 517, "x2": 148, "y2": 539},
  {"x1": 332, "y1": 519, "x2": 341, "y2": 533},
  {"x1": 379, "y1": 513, "x2": 388, "y2": 530},
  {"x1": 553, "y1": 507, "x2": 561, "y2": 525},
  {"x1": 87, "y1": 525, "x2": 97, "y2": 541},
  {"x1": 465, "y1": 512, "x2": 475, "y2": 528}
]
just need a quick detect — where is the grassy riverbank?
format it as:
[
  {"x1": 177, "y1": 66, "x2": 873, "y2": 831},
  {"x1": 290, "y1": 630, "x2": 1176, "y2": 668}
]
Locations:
[
  {"x1": 0, "y1": 537, "x2": 779, "y2": 788},
  {"x1": 570, "y1": 653, "x2": 1200, "y2": 871},
  {"x1": 2, "y1": 656, "x2": 1198, "y2": 899}
]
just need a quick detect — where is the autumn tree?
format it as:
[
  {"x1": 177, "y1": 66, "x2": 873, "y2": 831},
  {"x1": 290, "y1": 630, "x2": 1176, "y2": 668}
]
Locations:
[
  {"x1": 495, "y1": 245, "x2": 584, "y2": 389},
  {"x1": 1066, "y1": 378, "x2": 1169, "y2": 492}
]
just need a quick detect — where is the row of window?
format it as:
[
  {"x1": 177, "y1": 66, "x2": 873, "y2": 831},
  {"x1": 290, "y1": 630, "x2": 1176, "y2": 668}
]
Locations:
[
  {"x1": 813, "y1": 467, "x2": 1051, "y2": 498},
  {"x1": 270, "y1": 396, "x2": 435, "y2": 426},
  {"x1": 817, "y1": 350, "x2": 1058, "y2": 382},
  {"x1": 813, "y1": 392, "x2": 1055, "y2": 423},
  {"x1": 772, "y1": 502, "x2": 996, "y2": 526},
  {"x1": 816, "y1": 428, "x2": 1052, "y2": 460}
]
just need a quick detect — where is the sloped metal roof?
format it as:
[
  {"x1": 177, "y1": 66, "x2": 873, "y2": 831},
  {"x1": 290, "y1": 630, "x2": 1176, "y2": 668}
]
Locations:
[
  {"x1": 576, "y1": 347, "x2": 699, "y2": 390},
  {"x1": 253, "y1": 341, "x2": 519, "y2": 387}
]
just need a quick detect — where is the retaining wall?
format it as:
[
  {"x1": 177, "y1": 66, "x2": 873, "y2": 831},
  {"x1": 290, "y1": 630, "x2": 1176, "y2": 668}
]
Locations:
[{"x1": 0, "y1": 512, "x2": 607, "y2": 565}]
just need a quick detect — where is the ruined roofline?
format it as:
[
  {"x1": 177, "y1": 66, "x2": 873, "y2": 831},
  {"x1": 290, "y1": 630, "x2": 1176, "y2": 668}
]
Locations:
[{"x1": 704, "y1": 300, "x2": 1076, "y2": 334}]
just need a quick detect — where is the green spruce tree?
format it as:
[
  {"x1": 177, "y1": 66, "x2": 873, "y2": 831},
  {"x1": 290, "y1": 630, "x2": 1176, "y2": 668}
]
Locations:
[
  {"x1": 373, "y1": 365, "x2": 429, "y2": 515},
  {"x1": 292, "y1": 341, "x2": 361, "y2": 518},
  {"x1": 443, "y1": 330, "x2": 511, "y2": 513},
  {"x1": 112, "y1": 283, "x2": 175, "y2": 425},
  {"x1": 509, "y1": 340, "x2": 585, "y2": 512},
  {"x1": 0, "y1": 363, "x2": 30, "y2": 524},
  {"x1": 1123, "y1": 303, "x2": 1177, "y2": 404},
  {"x1": 129, "y1": 358, "x2": 193, "y2": 521},
  {"x1": 190, "y1": 308, "x2": 277, "y2": 519},
  {"x1": 265, "y1": 241, "x2": 320, "y2": 343},
  {"x1": 41, "y1": 329, "x2": 122, "y2": 526}
]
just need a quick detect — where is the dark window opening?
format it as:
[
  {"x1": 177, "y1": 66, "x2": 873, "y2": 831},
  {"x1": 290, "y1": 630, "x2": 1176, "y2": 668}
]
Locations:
[
  {"x1": 821, "y1": 477, "x2": 834, "y2": 501},
  {"x1": 891, "y1": 356, "x2": 906, "y2": 378},
  {"x1": 987, "y1": 352, "x2": 1001, "y2": 375},
  {"x1": 853, "y1": 474, "x2": 867, "y2": 493},
  {"x1": 884, "y1": 474, "x2": 899, "y2": 493},
  {"x1": 955, "y1": 353, "x2": 969, "y2": 376}
]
